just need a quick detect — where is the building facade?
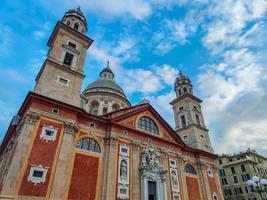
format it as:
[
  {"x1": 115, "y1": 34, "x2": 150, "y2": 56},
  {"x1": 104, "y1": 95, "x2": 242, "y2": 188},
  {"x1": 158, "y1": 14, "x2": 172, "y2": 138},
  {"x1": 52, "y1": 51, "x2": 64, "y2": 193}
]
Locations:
[
  {"x1": 0, "y1": 8, "x2": 223, "y2": 200},
  {"x1": 217, "y1": 149, "x2": 267, "y2": 200}
]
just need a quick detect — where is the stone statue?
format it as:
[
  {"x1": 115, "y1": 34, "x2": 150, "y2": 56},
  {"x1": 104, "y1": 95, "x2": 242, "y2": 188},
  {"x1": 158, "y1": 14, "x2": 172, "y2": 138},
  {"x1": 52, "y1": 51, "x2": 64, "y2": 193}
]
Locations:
[
  {"x1": 120, "y1": 159, "x2": 128, "y2": 182},
  {"x1": 171, "y1": 170, "x2": 178, "y2": 188}
]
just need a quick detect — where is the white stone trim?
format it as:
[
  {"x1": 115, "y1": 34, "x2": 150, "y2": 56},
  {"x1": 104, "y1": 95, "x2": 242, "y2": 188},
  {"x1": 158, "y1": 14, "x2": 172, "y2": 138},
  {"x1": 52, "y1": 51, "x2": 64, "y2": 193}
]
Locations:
[
  {"x1": 170, "y1": 168, "x2": 180, "y2": 192},
  {"x1": 119, "y1": 145, "x2": 130, "y2": 157},
  {"x1": 40, "y1": 125, "x2": 58, "y2": 142},
  {"x1": 169, "y1": 158, "x2": 177, "y2": 169},
  {"x1": 57, "y1": 75, "x2": 70, "y2": 86},
  {"x1": 27, "y1": 165, "x2": 48, "y2": 185},
  {"x1": 117, "y1": 144, "x2": 130, "y2": 199},
  {"x1": 207, "y1": 167, "x2": 213, "y2": 177},
  {"x1": 212, "y1": 192, "x2": 218, "y2": 200},
  {"x1": 117, "y1": 184, "x2": 129, "y2": 200}
]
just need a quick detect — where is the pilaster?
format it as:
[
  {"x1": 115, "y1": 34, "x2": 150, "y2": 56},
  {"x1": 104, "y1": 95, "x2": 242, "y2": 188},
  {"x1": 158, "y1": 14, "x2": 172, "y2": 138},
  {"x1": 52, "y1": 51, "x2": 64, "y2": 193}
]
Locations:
[
  {"x1": 132, "y1": 141, "x2": 141, "y2": 200},
  {"x1": 101, "y1": 135, "x2": 118, "y2": 200},
  {"x1": 0, "y1": 111, "x2": 40, "y2": 197},
  {"x1": 196, "y1": 159, "x2": 211, "y2": 200},
  {"x1": 177, "y1": 155, "x2": 188, "y2": 200},
  {"x1": 49, "y1": 122, "x2": 79, "y2": 199}
]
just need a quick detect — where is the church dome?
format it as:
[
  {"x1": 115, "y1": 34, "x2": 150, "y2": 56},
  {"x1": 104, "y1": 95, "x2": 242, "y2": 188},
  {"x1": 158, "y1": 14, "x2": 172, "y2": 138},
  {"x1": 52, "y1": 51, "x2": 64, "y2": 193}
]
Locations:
[
  {"x1": 83, "y1": 62, "x2": 131, "y2": 115},
  {"x1": 83, "y1": 78, "x2": 126, "y2": 98}
]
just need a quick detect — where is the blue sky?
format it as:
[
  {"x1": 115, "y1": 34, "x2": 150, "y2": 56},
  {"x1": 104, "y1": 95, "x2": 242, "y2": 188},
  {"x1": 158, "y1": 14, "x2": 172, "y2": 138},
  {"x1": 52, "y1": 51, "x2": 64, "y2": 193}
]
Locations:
[{"x1": 1, "y1": 0, "x2": 267, "y2": 156}]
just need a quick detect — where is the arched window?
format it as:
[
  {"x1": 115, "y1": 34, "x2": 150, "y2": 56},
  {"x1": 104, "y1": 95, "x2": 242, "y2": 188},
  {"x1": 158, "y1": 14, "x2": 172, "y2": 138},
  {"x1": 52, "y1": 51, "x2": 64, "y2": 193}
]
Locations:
[
  {"x1": 66, "y1": 20, "x2": 71, "y2": 26},
  {"x1": 178, "y1": 89, "x2": 182, "y2": 96},
  {"x1": 74, "y1": 22, "x2": 79, "y2": 30},
  {"x1": 183, "y1": 87, "x2": 187, "y2": 93},
  {"x1": 112, "y1": 103, "x2": 120, "y2": 111},
  {"x1": 138, "y1": 116, "x2": 159, "y2": 135},
  {"x1": 184, "y1": 164, "x2": 197, "y2": 175},
  {"x1": 90, "y1": 101, "x2": 99, "y2": 115},
  {"x1": 76, "y1": 137, "x2": 101, "y2": 153}
]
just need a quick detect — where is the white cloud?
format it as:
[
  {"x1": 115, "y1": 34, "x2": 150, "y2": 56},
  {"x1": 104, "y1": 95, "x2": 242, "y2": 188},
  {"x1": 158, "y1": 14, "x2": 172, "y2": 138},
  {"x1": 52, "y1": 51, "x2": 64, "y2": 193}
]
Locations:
[
  {"x1": 33, "y1": 22, "x2": 50, "y2": 40},
  {"x1": 55, "y1": 0, "x2": 151, "y2": 20},
  {"x1": 144, "y1": 92, "x2": 176, "y2": 126},
  {"x1": 87, "y1": 38, "x2": 180, "y2": 94},
  {"x1": 202, "y1": 0, "x2": 267, "y2": 54},
  {"x1": 123, "y1": 69, "x2": 163, "y2": 93},
  {"x1": 155, "y1": 64, "x2": 179, "y2": 85},
  {"x1": 187, "y1": 0, "x2": 267, "y2": 156}
]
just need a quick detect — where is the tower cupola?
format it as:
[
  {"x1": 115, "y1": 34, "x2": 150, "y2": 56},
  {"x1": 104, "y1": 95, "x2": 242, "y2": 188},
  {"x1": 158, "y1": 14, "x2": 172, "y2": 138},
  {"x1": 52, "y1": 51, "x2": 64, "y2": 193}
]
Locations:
[
  {"x1": 62, "y1": 7, "x2": 87, "y2": 34},
  {"x1": 174, "y1": 70, "x2": 193, "y2": 98},
  {"x1": 99, "y1": 61, "x2": 114, "y2": 80}
]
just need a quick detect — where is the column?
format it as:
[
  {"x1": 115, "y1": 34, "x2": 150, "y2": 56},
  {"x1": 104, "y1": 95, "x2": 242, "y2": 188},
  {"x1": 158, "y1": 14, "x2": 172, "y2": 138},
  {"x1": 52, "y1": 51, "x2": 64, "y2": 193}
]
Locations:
[
  {"x1": 196, "y1": 160, "x2": 211, "y2": 200},
  {"x1": 176, "y1": 155, "x2": 188, "y2": 200},
  {"x1": 49, "y1": 122, "x2": 79, "y2": 199},
  {"x1": 132, "y1": 141, "x2": 141, "y2": 200},
  {"x1": 101, "y1": 135, "x2": 118, "y2": 200}
]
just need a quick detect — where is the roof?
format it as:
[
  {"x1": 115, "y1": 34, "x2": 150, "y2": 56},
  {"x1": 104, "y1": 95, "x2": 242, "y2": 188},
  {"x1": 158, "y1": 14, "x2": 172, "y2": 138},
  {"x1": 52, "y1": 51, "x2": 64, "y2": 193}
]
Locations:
[
  {"x1": 100, "y1": 66, "x2": 114, "y2": 77},
  {"x1": 83, "y1": 78, "x2": 127, "y2": 99}
]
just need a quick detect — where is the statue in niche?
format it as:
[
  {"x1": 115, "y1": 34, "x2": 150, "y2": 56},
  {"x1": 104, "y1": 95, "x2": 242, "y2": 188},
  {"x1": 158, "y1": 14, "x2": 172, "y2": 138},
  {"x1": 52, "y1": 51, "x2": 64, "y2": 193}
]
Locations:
[
  {"x1": 120, "y1": 159, "x2": 128, "y2": 182},
  {"x1": 171, "y1": 170, "x2": 178, "y2": 189}
]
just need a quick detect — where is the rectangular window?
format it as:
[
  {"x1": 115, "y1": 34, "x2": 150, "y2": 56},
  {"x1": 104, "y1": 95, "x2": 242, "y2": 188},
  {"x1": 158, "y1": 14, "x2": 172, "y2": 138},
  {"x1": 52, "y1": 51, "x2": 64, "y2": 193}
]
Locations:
[
  {"x1": 148, "y1": 181, "x2": 157, "y2": 200},
  {"x1": 233, "y1": 176, "x2": 238, "y2": 183},
  {"x1": 231, "y1": 167, "x2": 236, "y2": 174},
  {"x1": 221, "y1": 178, "x2": 228, "y2": 185},
  {"x1": 32, "y1": 170, "x2": 43, "y2": 178},
  {"x1": 195, "y1": 114, "x2": 201, "y2": 126},
  {"x1": 68, "y1": 42, "x2": 76, "y2": 49},
  {"x1": 183, "y1": 135, "x2": 188, "y2": 141},
  {"x1": 45, "y1": 129, "x2": 54, "y2": 136},
  {"x1": 63, "y1": 52, "x2": 74, "y2": 66},
  {"x1": 180, "y1": 115, "x2": 186, "y2": 128},
  {"x1": 219, "y1": 169, "x2": 225, "y2": 177},
  {"x1": 57, "y1": 77, "x2": 69, "y2": 86},
  {"x1": 179, "y1": 106, "x2": 184, "y2": 111},
  {"x1": 219, "y1": 159, "x2": 222, "y2": 165},
  {"x1": 242, "y1": 174, "x2": 250, "y2": 182},
  {"x1": 241, "y1": 164, "x2": 246, "y2": 172}
]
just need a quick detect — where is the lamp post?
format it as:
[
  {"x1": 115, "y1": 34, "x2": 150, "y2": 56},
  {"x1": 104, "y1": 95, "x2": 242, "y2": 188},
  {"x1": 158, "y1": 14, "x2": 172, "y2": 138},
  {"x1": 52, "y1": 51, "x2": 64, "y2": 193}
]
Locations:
[{"x1": 247, "y1": 176, "x2": 267, "y2": 200}]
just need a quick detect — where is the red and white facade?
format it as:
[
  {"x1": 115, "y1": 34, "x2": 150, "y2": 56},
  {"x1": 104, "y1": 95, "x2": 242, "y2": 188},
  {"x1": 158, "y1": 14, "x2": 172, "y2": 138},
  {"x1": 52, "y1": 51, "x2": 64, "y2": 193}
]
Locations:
[{"x1": 0, "y1": 8, "x2": 223, "y2": 200}]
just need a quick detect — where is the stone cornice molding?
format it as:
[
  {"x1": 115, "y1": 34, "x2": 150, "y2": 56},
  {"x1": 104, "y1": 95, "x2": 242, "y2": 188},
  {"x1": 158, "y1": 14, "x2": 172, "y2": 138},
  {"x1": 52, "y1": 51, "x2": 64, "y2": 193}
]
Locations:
[
  {"x1": 64, "y1": 122, "x2": 80, "y2": 135},
  {"x1": 104, "y1": 135, "x2": 118, "y2": 145},
  {"x1": 24, "y1": 111, "x2": 40, "y2": 125}
]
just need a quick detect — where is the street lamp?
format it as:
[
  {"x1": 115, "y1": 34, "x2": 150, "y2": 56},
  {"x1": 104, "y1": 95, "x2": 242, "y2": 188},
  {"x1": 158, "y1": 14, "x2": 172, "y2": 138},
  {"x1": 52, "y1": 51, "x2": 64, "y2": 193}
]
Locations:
[{"x1": 247, "y1": 176, "x2": 267, "y2": 200}]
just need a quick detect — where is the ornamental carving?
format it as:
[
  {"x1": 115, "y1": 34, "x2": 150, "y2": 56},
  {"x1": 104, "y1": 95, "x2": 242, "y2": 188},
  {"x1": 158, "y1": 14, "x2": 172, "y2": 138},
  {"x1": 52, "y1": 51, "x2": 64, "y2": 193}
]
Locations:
[
  {"x1": 140, "y1": 146, "x2": 167, "y2": 182},
  {"x1": 104, "y1": 135, "x2": 118, "y2": 145},
  {"x1": 24, "y1": 112, "x2": 40, "y2": 124},
  {"x1": 64, "y1": 122, "x2": 79, "y2": 135}
]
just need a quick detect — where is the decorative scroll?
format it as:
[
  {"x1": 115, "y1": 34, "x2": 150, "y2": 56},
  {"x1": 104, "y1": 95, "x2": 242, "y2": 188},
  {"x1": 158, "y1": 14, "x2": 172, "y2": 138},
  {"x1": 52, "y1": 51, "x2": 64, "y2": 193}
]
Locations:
[
  {"x1": 169, "y1": 158, "x2": 180, "y2": 199},
  {"x1": 117, "y1": 144, "x2": 130, "y2": 199}
]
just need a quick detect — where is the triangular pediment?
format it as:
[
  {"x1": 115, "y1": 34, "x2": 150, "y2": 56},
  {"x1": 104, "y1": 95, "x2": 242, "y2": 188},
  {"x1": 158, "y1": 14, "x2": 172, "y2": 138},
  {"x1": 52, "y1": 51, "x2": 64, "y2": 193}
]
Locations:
[{"x1": 109, "y1": 103, "x2": 184, "y2": 146}]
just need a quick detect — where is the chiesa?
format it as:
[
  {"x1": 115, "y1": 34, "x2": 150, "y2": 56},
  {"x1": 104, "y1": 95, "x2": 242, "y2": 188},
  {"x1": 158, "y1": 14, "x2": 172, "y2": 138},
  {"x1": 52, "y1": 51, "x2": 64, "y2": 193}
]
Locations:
[{"x1": 0, "y1": 7, "x2": 223, "y2": 200}]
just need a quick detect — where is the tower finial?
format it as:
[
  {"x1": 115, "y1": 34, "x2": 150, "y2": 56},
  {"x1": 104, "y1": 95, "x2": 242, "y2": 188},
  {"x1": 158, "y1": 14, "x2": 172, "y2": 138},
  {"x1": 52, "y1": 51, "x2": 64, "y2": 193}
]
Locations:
[{"x1": 106, "y1": 59, "x2": 110, "y2": 68}]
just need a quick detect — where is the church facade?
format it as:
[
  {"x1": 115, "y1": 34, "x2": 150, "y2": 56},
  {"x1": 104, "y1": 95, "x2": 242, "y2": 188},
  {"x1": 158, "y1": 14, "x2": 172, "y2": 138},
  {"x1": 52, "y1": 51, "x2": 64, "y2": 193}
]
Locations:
[{"x1": 0, "y1": 8, "x2": 223, "y2": 200}]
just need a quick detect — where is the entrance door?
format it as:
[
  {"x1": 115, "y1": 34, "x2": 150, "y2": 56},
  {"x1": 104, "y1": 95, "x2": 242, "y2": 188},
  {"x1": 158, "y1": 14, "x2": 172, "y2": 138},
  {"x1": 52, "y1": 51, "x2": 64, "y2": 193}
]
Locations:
[{"x1": 148, "y1": 181, "x2": 157, "y2": 200}]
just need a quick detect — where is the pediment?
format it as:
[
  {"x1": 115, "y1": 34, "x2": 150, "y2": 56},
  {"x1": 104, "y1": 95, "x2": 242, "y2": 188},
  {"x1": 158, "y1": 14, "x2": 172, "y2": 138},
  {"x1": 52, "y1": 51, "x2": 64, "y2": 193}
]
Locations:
[{"x1": 109, "y1": 104, "x2": 184, "y2": 146}]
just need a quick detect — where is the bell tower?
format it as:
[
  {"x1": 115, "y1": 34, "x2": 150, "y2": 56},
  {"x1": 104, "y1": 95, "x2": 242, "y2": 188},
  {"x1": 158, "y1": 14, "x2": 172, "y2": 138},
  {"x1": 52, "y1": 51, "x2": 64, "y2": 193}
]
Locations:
[
  {"x1": 34, "y1": 7, "x2": 93, "y2": 107},
  {"x1": 170, "y1": 71, "x2": 214, "y2": 153}
]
